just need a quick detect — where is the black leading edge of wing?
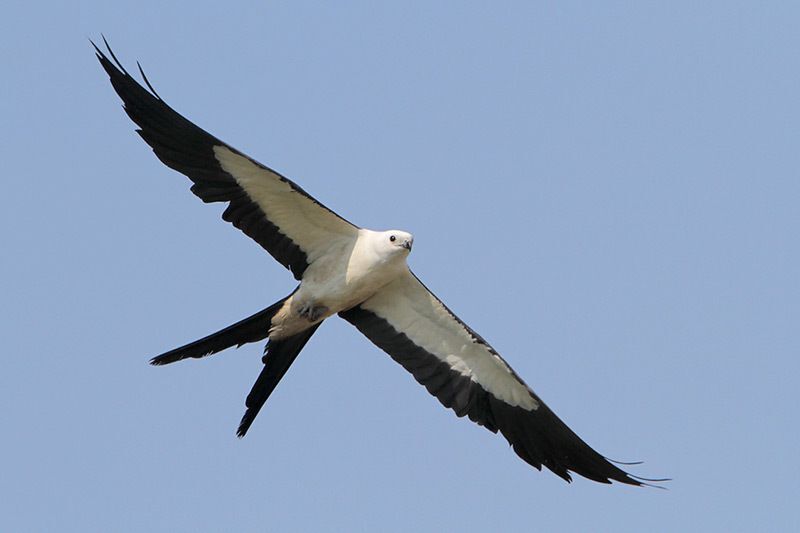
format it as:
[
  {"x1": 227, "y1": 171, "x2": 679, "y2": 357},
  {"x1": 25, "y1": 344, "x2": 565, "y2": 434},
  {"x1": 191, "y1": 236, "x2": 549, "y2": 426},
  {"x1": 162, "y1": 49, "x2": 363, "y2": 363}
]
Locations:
[
  {"x1": 94, "y1": 38, "x2": 314, "y2": 280},
  {"x1": 340, "y1": 305, "x2": 659, "y2": 486},
  {"x1": 97, "y1": 38, "x2": 664, "y2": 487}
]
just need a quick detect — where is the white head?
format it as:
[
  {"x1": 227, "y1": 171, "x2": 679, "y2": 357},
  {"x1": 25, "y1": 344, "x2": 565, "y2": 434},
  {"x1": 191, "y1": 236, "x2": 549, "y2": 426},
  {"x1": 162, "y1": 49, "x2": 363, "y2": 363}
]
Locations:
[{"x1": 370, "y1": 229, "x2": 414, "y2": 259}]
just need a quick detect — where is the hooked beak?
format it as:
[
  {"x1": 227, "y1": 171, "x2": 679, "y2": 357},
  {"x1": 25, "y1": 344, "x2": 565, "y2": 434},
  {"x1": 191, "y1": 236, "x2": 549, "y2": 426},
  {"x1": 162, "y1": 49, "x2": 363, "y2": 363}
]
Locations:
[{"x1": 402, "y1": 239, "x2": 413, "y2": 251}]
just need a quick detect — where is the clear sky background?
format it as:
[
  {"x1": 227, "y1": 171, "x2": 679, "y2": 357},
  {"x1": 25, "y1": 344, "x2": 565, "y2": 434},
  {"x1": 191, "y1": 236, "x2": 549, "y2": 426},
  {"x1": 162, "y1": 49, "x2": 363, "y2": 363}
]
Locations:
[{"x1": 2, "y1": 2, "x2": 798, "y2": 532}]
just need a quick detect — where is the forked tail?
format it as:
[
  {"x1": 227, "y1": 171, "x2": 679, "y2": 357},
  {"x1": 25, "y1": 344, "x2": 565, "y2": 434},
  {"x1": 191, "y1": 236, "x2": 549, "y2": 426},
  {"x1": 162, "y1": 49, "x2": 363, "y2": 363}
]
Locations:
[
  {"x1": 237, "y1": 323, "x2": 322, "y2": 437},
  {"x1": 149, "y1": 292, "x2": 295, "y2": 366}
]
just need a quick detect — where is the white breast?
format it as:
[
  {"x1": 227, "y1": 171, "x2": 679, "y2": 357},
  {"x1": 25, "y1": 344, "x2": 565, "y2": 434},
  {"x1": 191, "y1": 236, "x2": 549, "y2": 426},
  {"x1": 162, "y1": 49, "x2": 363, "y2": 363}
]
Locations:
[
  {"x1": 312, "y1": 229, "x2": 407, "y2": 308},
  {"x1": 270, "y1": 229, "x2": 409, "y2": 339}
]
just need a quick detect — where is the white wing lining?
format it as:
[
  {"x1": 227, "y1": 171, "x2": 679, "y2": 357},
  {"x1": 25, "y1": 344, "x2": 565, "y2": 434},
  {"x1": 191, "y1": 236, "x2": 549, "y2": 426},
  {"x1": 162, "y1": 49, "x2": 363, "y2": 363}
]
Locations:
[
  {"x1": 214, "y1": 146, "x2": 358, "y2": 263},
  {"x1": 359, "y1": 270, "x2": 538, "y2": 410}
]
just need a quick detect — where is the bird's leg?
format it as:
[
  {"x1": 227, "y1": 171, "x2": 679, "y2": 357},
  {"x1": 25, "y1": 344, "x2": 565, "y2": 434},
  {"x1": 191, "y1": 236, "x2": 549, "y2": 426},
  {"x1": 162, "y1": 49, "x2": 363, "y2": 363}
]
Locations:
[{"x1": 297, "y1": 302, "x2": 329, "y2": 322}]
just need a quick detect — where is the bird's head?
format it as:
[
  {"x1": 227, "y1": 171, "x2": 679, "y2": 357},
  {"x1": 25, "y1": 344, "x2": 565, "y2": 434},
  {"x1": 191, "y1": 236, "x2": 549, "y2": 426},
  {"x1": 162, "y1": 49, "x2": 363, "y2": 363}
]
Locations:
[{"x1": 382, "y1": 230, "x2": 414, "y2": 255}]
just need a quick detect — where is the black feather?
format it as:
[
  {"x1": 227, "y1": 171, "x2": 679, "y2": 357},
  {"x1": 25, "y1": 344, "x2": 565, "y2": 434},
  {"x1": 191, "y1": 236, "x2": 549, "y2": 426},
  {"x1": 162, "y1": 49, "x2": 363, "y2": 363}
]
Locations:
[
  {"x1": 237, "y1": 323, "x2": 322, "y2": 437},
  {"x1": 339, "y1": 305, "x2": 648, "y2": 486},
  {"x1": 150, "y1": 292, "x2": 294, "y2": 366}
]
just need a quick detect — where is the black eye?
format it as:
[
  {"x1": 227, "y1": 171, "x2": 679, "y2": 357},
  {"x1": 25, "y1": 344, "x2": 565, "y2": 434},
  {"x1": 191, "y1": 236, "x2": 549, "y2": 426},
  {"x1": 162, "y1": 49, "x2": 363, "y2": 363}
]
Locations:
[{"x1": 389, "y1": 235, "x2": 396, "y2": 242}]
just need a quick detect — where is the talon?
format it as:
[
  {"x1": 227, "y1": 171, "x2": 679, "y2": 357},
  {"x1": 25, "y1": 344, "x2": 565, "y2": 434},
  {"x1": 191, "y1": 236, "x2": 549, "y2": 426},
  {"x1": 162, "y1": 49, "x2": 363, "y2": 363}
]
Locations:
[{"x1": 298, "y1": 303, "x2": 329, "y2": 322}]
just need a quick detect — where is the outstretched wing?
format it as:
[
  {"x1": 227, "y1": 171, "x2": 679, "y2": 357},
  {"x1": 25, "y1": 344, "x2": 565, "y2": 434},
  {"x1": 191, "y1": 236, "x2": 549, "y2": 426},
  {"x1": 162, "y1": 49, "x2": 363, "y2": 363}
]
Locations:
[
  {"x1": 94, "y1": 40, "x2": 358, "y2": 280},
  {"x1": 339, "y1": 270, "x2": 644, "y2": 485}
]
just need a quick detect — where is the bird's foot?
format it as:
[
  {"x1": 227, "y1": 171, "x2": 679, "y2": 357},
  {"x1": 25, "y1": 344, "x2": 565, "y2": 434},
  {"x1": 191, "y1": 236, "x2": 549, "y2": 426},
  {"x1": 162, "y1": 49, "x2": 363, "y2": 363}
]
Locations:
[{"x1": 297, "y1": 303, "x2": 329, "y2": 322}]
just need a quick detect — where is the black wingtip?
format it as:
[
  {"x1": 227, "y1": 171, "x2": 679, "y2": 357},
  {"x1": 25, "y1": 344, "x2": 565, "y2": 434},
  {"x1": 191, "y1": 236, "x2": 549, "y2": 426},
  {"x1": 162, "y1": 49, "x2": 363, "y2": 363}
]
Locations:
[
  {"x1": 633, "y1": 478, "x2": 670, "y2": 490},
  {"x1": 137, "y1": 61, "x2": 163, "y2": 100},
  {"x1": 603, "y1": 456, "x2": 671, "y2": 488},
  {"x1": 101, "y1": 35, "x2": 126, "y2": 73},
  {"x1": 630, "y1": 473, "x2": 672, "y2": 487},
  {"x1": 89, "y1": 37, "x2": 102, "y2": 56},
  {"x1": 605, "y1": 457, "x2": 645, "y2": 466}
]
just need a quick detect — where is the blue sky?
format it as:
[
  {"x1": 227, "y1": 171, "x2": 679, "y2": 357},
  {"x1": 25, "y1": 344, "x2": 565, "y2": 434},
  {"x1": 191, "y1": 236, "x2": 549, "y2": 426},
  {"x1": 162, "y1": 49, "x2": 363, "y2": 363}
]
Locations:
[{"x1": 2, "y1": 2, "x2": 798, "y2": 531}]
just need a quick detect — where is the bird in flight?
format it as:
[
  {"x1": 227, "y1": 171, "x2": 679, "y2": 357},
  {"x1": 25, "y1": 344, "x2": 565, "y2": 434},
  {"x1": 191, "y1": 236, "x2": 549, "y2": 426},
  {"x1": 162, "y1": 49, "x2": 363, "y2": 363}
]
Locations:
[{"x1": 94, "y1": 38, "x2": 659, "y2": 486}]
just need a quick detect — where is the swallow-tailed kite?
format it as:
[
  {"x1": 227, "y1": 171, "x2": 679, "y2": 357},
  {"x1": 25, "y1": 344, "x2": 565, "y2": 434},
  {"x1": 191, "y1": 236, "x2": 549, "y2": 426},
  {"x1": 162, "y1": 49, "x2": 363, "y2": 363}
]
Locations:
[{"x1": 95, "y1": 40, "x2": 659, "y2": 486}]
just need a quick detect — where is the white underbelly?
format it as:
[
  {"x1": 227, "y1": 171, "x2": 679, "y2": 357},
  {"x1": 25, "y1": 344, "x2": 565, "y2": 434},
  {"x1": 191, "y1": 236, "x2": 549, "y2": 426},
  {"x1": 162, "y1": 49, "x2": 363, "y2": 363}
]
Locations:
[{"x1": 268, "y1": 250, "x2": 406, "y2": 339}]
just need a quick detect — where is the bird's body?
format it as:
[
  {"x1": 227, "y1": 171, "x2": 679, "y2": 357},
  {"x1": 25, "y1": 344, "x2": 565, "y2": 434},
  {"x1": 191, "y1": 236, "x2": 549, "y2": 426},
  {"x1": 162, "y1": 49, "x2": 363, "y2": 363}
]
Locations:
[
  {"x1": 269, "y1": 227, "x2": 414, "y2": 339},
  {"x1": 94, "y1": 38, "x2": 661, "y2": 486},
  {"x1": 215, "y1": 143, "x2": 416, "y2": 338}
]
